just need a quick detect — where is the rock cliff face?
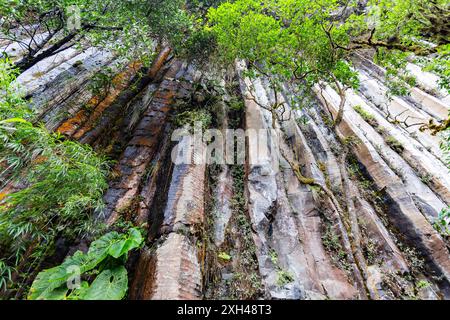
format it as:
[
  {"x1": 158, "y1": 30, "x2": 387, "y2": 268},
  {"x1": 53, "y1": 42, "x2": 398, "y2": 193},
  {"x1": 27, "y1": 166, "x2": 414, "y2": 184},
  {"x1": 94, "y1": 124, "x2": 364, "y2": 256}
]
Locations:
[{"x1": 3, "y1": 37, "x2": 449, "y2": 300}]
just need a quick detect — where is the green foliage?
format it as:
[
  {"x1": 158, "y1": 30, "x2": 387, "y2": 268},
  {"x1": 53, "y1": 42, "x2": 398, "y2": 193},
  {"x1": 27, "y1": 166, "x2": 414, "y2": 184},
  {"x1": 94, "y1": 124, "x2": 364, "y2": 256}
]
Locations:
[
  {"x1": 206, "y1": 1, "x2": 361, "y2": 88},
  {"x1": 207, "y1": 0, "x2": 448, "y2": 119},
  {"x1": 0, "y1": 122, "x2": 110, "y2": 285},
  {"x1": 145, "y1": 0, "x2": 193, "y2": 50},
  {"x1": 0, "y1": 59, "x2": 110, "y2": 292},
  {"x1": 0, "y1": 260, "x2": 14, "y2": 291},
  {"x1": 268, "y1": 248, "x2": 294, "y2": 287},
  {"x1": 83, "y1": 266, "x2": 128, "y2": 300},
  {"x1": 179, "y1": 27, "x2": 218, "y2": 63},
  {"x1": 441, "y1": 128, "x2": 450, "y2": 169},
  {"x1": 187, "y1": 0, "x2": 225, "y2": 14},
  {"x1": 28, "y1": 228, "x2": 143, "y2": 300},
  {"x1": 353, "y1": 105, "x2": 378, "y2": 126},
  {"x1": 416, "y1": 280, "x2": 431, "y2": 289},
  {"x1": 420, "y1": 45, "x2": 450, "y2": 93},
  {"x1": 218, "y1": 252, "x2": 232, "y2": 261},
  {"x1": 269, "y1": 249, "x2": 278, "y2": 265},
  {"x1": 0, "y1": 59, "x2": 31, "y2": 120},
  {"x1": 89, "y1": 67, "x2": 116, "y2": 99},
  {"x1": 321, "y1": 223, "x2": 351, "y2": 273},
  {"x1": 276, "y1": 270, "x2": 294, "y2": 287},
  {"x1": 385, "y1": 136, "x2": 404, "y2": 153},
  {"x1": 0, "y1": 0, "x2": 193, "y2": 65},
  {"x1": 435, "y1": 207, "x2": 450, "y2": 237},
  {"x1": 174, "y1": 110, "x2": 212, "y2": 130},
  {"x1": 434, "y1": 129, "x2": 450, "y2": 237},
  {"x1": 374, "y1": 49, "x2": 417, "y2": 97},
  {"x1": 369, "y1": 0, "x2": 449, "y2": 93},
  {"x1": 322, "y1": 225, "x2": 344, "y2": 257}
]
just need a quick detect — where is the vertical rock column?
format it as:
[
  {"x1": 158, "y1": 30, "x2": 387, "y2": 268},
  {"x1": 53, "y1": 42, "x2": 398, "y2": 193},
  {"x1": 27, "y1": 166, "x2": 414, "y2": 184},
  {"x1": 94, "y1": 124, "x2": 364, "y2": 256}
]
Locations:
[
  {"x1": 130, "y1": 136, "x2": 207, "y2": 300},
  {"x1": 238, "y1": 63, "x2": 363, "y2": 299}
]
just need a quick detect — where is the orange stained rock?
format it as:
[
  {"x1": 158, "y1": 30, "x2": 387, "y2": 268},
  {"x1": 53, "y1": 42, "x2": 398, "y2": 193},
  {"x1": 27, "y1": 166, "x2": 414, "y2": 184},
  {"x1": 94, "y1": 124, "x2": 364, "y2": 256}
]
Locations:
[
  {"x1": 57, "y1": 61, "x2": 142, "y2": 138},
  {"x1": 0, "y1": 192, "x2": 7, "y2": 201},
  {"x1": 57, "y1": 110, "x2": 89, "y2": 136},
  {"x1": 31, "y1": 156, "x2": 48, "y2": 165},
  {"x1": 0, "y1": 185, "x2": 15, "y2": 202},
  {"x1": 148, "y1": 47, "x2": 172, "y2": 79},
  {"x1": 154, "y1": 89, "x2": 175, "y2": 101}
]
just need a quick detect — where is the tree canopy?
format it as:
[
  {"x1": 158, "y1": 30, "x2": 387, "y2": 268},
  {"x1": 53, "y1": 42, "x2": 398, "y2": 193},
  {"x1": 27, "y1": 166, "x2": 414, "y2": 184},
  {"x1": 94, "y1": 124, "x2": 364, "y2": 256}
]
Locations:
[{"x1": 205, "y1": 0, "x2": 449, "y2": 125}]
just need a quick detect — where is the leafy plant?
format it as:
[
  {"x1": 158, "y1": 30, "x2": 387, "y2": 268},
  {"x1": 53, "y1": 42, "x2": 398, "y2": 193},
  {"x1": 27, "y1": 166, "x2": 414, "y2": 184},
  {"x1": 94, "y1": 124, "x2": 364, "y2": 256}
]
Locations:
[
  {"x1": 353, "y1": 105, "x2": 378, "y2": 127},
  {"x1": 89, "y1": 67, "x2": 116, "y2": 99},
  {"x1": 276, "y1": 270, "x2": 294, "y2": 287},
  {"x1": 434, "y1": 207, "x2": 450, "y2": 237},
  {"x1": 0, "y1": 0, "x2": 194, "y2": 71},
  {"x1": 207, "y1": 0, "x2": 448, "y2": 127},
  {"x1": 416, "y1": 280, "x2": 431, "y2": 289},
  {"x1": 0, "y1": 58, "x2": 110, "y2": 294},
  {"x1": 28, "y1": 228, "x2": 143, "y2": 300},
  {"x1": 174, "y1": 110, "x2": 212, "y2": 131},
  {"x1": 385, "y1": 136, "x2": 404, "y2": 153},
  {"x1": 0, "y1": 260, "x2": 14, "y2": 291},
  {"x1": 218, "y1": 252, "x2": 232, "y2": 261},
  {"x1": 269, "y1": 249, "x2": 278, "y2": 265}
]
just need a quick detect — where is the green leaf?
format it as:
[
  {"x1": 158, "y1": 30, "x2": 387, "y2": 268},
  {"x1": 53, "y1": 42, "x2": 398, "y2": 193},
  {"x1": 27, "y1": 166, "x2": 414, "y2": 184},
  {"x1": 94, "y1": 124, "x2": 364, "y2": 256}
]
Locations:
[
  {"x1": 28, "y1": 232, "x2": 122, "y2": 300},
  {"x1": 88, "y1": 231, "x2": 122, "y2": 260},
  {"x1": 108, "y1": 228, "x2": 144, "y2": 259},
  {"x1": 218, "y1": 252, "x2": 232, "y2": 261},
  {"x1": 27, "y1": 250, "x2": 97, "y2": 300},
  {"x1": 83, "y1": 266, "x2": 128, "y2": 300},
  {"x1": 0, "y1": 118, "x2": 30, "y2": 124},
  {"x1": 39, "y1": 284, "x2": 69, "y2": 300},
  {"x1": 67, "y1": 281, "x2": 90, "y2": 300},
  {"x1": 28, "y1": 229, "x2": 143, "y2": 300},
  {"x1": 27, "y1": 265, "x2": 69, "y2": 300}
]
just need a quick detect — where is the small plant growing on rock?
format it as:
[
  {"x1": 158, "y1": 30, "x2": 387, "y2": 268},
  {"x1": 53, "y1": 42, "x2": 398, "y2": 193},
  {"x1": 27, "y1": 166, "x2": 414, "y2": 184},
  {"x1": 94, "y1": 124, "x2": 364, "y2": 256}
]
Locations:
[
  {"x1": 174, "y1": 110, "x2": 212, "y2": 131},
  {"x1": 416, "y1": 280, "x2": 431, "y2": 289},
  {"x1": 386, "y1": 136, "x2": 404, "y2": 153},
  {"x1": 434, "y1": 207, "x2": 450, "y2": 237},
  {"x1": 268, "y1": 248, "x2": 294, "y2": 287},
  {"x1": 420, "y1": 173, "x2": 433, "y2": 185},
  {"x1": 296, "y1": 115, "x2": 309, "y2": 126},
  {"x1": 269, "y1": 249, "x2": 279, "y2": 265},
  {"x1": 353, "y1": 105, "x2": 378, "y2": 127},
  {"x1": 218, "y1": 252, "x2": 232, "y2": 262},
  {"x1": 342, "y1": 135, "x2": 361, "y2": 147},
  {"x1": 363, "y1": 239, "x2": 379, "y2": 265},
  {"x1": 276, "y1": 270, "x2": 294, "y2": 287}
]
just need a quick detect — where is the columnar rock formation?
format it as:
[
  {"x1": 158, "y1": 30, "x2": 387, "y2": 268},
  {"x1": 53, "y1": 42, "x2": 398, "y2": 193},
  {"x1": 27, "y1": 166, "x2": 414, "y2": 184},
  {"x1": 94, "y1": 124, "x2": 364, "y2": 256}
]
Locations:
[{"x1": 2, "y1": 33, "x2": 449, "y2": 299}]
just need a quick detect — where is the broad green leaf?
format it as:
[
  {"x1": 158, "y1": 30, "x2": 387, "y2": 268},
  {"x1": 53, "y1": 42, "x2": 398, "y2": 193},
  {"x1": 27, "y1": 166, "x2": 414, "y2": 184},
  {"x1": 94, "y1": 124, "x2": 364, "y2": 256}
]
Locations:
[
  {"x1": 83, "y1": 266, "x2": 128, "y2": 300},
  {"x1": 108, "y1": 228, "x2": 144, "y2": 259},
  {"x1": 27, "y1": 251, "x2": 96, "y2": 300},
  {"x1": 67, "y1": 281, "x2": 90, "y2": 300},
  {"x1": 28, "y1": 232, "x2": 123, "y2": 300},
  {"x1": 27, "y1": 265, "x2": 69, "y2": 300},
  {"x1": 218, "y1": 252, "x2": 232, "y2": 261},
  {"x1": 28, "y1": 229, "x2": 143, "y2": 300},
  {"x1": 88, "y1": 231, "x2": 122, "y2": 260},
  {"x1": 43, "y1": 285, "x2": 69, "y2": 300}
]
